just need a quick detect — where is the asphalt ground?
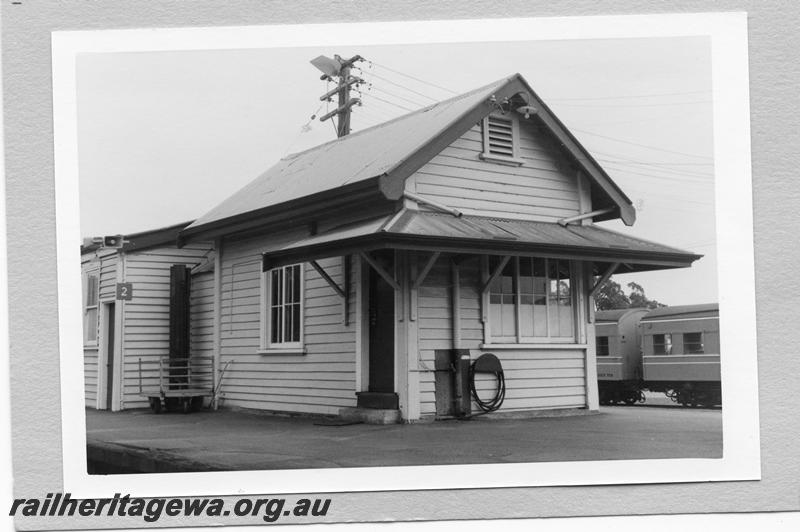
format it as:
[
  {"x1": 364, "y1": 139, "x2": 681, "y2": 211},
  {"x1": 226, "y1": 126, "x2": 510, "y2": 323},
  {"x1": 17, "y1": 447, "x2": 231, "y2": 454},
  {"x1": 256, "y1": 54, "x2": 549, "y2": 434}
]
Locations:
[{"x1": 85, "y1": 403, "x2": 722, "y2": 473}]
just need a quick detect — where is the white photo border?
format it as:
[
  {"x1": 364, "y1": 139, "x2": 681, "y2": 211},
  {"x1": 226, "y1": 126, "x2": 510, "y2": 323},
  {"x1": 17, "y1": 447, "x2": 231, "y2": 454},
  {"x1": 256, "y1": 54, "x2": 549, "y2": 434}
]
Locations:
[{"x1": 52, "y1": 12, "x2": 759, "y2": 498}]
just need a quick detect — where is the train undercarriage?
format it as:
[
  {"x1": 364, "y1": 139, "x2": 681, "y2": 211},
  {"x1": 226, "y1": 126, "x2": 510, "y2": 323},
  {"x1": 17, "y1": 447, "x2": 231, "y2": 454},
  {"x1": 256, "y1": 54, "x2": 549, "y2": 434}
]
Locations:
[{"x1": 599, "y1": 381, "x2": 721, "y2": 407}]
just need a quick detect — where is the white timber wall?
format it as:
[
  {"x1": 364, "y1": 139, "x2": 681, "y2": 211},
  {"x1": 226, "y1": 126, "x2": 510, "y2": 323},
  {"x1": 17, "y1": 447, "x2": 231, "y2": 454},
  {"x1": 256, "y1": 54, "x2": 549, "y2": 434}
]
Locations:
[
  {"x1": 216, "y1": 229, "x2": 357, "y2": 415},
  {"x1": 119, "y1": 243, "x2": 213, "y2": 409},
  {"x1": 416, "y1": 256, "x2": 587, "y2": 417},
  {"x1": 81, "y1": 250, "x2": 117, "y2": 408},
  {"x1": 405, "y1": 122, "x2": 582, "y2": 222}
]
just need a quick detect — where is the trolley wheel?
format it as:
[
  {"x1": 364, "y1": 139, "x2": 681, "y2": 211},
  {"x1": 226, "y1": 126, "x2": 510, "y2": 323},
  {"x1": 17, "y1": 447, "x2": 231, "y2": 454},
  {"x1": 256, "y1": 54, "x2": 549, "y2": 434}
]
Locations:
[
  {"x1": 623, "y1": 396, "x2": 637, "y2": 406},
  {"x1": 149, "y1": 397, "x2": 162, "y2": 414}
]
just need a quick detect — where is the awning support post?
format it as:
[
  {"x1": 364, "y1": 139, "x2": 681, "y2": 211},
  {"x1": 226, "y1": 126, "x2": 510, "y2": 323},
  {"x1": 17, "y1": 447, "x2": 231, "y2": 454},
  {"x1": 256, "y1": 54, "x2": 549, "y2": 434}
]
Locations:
[
  {"x1": 589, "y1": 262, "x2": 621, "y2": 298},
  {"x1": 342, "y1": 255, "x2": 351, "y2": 325},
  {"x1": 452, "y1": 259, "x2": 461, "y2": 349},
  {"x1": 310, "y1": 260, "x2": 346, "y2": 298},
  {"x1": 359, "y1": 251, "x2": 401, "y2": 290}
]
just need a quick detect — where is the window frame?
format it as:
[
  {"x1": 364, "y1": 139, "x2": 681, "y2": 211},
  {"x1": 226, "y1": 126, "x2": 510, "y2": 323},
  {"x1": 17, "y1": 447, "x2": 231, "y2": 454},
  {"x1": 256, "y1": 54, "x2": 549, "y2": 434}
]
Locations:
[
  {"x1": 596, "y1": 336, "x2": 610, "y2": 356},
  {"x1": 484, "y1": 256, "x2": 578, "y2": 345},
  {"x1": 479, "y1": 112, "x2": 524, "y2": 166},
  {"x1": 652, "y1": 333, "x2": 673, "y2": 355},
  {"x1": 259, "y1": 263, "x2": 306, "y2": 354},
  {"x1": 683, "y1": 331, "x2": 705, "y2": 354},
  {"x1": 83, "y1": 269, "x2": 100, "y2": 347}
]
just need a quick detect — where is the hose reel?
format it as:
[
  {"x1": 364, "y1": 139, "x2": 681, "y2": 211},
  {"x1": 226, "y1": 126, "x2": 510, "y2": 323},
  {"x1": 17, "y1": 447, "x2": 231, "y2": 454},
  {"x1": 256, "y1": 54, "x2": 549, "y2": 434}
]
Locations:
[{"x1": 469, "y1": 353, "x2": 506, "y2": 413}]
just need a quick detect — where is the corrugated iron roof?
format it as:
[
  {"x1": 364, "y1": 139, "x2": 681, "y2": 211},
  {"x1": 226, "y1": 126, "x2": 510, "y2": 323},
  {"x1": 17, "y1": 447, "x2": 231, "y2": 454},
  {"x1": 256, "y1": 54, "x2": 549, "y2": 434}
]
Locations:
[
  {"x1": 183, "y1": 73, "x2": 641, "y2": 240},
  {"x1": 185, "y1": 77, "x2": 511, "y2": 232},
  {"x1": 640, "y1": 303, "x2": 719, "y2": 320},
  {"x1": 262, "y1": 210, "x2": 701, "y2": 272},
  {"x1": 389, "y1": 211, "x2": 690, "y2": 255}
]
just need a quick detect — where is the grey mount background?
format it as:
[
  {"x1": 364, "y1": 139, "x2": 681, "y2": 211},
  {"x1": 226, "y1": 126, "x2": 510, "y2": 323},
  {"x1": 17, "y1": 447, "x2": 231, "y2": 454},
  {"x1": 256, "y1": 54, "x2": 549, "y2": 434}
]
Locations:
[{"x1": 3, "y1": 0, "x2": 798, "y2": 529}]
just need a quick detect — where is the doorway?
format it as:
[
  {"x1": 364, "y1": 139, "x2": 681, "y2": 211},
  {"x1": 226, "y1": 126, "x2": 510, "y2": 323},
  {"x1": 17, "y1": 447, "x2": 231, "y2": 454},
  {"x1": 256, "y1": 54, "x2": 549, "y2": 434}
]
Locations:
[
  {"x1": 102, "y1": 302, "x2": 116, "y2": 410},
  {"x1": 359, "y1": 251, "x2": 397, "y2": 409}
]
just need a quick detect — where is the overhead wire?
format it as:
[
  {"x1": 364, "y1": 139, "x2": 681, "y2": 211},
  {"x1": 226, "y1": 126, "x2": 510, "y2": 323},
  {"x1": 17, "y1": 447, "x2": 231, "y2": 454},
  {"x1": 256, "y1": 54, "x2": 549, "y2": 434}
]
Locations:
[
  {"x1": 366, "y1": 60, "x2": 459, "y2": 95},
  {"x1": 553, "y1": 100, "x2": 712, "y2": 109},
  {"x1": 363, "y1": 83, "x2": 429, "y2": 109},
  {"x1": 358, "y1": 69, "x2": 441, "y2": 104},
  {"x1": 572, "y1": 128, "x2": 713, "y2": 160},
  {"x1": 598, "y1": 159, "x2": 714, "y2": 180},
  {"x1": 547, "y1": 90, "x2": 710, "y2": 101}
]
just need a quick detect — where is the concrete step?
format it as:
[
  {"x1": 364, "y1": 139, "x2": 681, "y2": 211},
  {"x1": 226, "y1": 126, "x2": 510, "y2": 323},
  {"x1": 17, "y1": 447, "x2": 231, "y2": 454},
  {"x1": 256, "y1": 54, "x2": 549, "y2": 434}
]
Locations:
[{"x1": 338, "y1": 407, "x2": 401, "y2": 425}]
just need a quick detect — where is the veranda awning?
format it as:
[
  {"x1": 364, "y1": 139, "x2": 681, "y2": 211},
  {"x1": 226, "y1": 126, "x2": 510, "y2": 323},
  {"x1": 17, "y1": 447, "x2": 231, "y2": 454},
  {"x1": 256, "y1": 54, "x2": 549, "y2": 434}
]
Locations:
[{"x1": 261, "y1": 210, "x2": 702, "y2": 273}]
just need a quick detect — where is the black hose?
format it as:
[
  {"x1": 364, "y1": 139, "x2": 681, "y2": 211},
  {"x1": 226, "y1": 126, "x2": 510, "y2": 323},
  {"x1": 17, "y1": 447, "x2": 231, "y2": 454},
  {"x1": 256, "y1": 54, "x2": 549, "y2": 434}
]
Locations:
[{"x1": 469, "y1": 354, "x2": 506, "y2": 413}]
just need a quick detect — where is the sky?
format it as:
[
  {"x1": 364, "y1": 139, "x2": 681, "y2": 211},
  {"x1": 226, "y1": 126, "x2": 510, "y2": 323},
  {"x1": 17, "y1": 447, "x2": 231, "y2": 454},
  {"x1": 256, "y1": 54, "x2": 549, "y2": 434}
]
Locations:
[{"x1": 76, "y1": 36, "x2": 717, "y2": 306}]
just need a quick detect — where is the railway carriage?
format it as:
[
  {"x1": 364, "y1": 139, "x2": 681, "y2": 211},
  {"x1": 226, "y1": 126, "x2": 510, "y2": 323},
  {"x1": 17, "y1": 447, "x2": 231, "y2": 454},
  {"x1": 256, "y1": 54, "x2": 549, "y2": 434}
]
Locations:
[
  {"x1": 595, "y1": 308, "x2": 650, "y2": 405},
  {"x1": 595, "y1": 303, "x2": 721, "y2": 407},
  {"x1": 640, "y1": 304, "x2": 721, "y2": 407}
]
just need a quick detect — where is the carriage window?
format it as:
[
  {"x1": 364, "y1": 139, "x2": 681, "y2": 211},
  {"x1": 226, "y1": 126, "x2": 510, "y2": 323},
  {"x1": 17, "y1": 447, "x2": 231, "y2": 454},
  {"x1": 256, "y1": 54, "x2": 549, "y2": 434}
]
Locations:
[
  {"x1": 265, "y1": 264, "x2": 303, "y2": 347},
  {"x1": 683, "y1": 332, "x2": 704, "y2": 354},
  {"x1": 83, "y1": 272, "x2": 99, "y2": 344},
  {"x1": 653, "y1": 333, "x2": 672, "y2": 355},
  {"x1": 596, "y1": 336, "x2": 610, "y2": 356},
  {"x1": 488, "y1": 257, "x2": 574, "y2": 342}
]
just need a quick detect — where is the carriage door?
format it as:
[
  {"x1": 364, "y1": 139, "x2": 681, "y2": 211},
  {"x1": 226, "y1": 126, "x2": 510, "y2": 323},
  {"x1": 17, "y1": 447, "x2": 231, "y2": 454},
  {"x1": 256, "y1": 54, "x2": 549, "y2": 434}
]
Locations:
[{"x1": 367, "y1": 251, "x2": 396, "y2": 398}]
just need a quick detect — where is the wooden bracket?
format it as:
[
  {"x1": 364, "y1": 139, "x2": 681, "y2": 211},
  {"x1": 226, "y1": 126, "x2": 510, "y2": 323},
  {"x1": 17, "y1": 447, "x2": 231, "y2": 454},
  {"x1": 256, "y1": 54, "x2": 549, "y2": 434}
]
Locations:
[
  {"x1": 589, "y1": 262, "x2": 620, "y2": 297},
  {"x1": 310, "y1": 260, "x2": 346, "y2": 298},
  {"x1": 411, "y1": 251, "x2": 440, "y2": 289},
  {"x1": 359, "y1": 251, "x2": 401, "y2": 290},
  {"x1": 480, "y1": 255, "x2": 511, "y2": 295}
]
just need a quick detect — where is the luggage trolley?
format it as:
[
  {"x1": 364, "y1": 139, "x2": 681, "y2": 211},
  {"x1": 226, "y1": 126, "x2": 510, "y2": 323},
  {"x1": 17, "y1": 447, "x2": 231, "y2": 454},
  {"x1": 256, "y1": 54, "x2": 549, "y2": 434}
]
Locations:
[{"x1": 138, "y1": 355, "x2": 214, "y2": 413}]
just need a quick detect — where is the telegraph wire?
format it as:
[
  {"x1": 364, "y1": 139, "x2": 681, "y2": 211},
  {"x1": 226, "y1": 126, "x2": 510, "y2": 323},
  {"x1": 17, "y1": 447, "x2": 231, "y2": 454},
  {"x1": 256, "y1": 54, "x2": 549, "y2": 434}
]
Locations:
[
  {"x1": 548, "y1": 90, "x2": 710, "y2": 101},
  {"x1": 598, "y1": 159, "x2": 714, "y2": 179},
  {"x1": 358, "y1": 91, "x2": 415, "y2": 112},
  {"x1": 366, "y1": 60, "x2": 459, "y2": 95},
  {"x1": 602, "y1": 164, "x2": 713, "y2": 185},
  {"x1": 358, "y1": 69, "x2": 441, "y2": 104},
  {"x1": 553, "y1": 100, "x2": 712, "y2": 109},
  {"x1": 573, "y1": 128, "x2": 713, "y2": 160},
  {"x1": 363, "y1": 83, "x2": 430, "y2": 109}
]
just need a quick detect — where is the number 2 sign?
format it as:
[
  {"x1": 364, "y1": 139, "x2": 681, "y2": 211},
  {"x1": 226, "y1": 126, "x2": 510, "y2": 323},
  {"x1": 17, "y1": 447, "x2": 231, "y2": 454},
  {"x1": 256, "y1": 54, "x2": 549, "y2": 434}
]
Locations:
[{"x1": 116, "y1": 283, "x2": 133, "y2": 301}]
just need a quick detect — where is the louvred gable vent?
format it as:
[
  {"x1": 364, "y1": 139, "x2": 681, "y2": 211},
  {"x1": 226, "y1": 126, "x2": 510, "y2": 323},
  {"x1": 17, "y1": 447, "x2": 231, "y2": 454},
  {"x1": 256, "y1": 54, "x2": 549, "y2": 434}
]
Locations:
[{"x1": 486, "y1": 115, "x2": 514, "y2": 157}]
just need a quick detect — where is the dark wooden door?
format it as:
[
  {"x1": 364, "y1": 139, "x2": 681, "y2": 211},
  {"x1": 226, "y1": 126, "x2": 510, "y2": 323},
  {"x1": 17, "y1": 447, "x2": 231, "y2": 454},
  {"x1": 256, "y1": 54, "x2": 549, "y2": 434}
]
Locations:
[
  {"x1": 105, "y1": 303, "x2": 115, "y2": 409},
  {"x1": 169, "y1": 265, "x2": 191, "y2": 387},
  {"x1": 368, "y1": 254, "x2": 395, "y2": 393}
]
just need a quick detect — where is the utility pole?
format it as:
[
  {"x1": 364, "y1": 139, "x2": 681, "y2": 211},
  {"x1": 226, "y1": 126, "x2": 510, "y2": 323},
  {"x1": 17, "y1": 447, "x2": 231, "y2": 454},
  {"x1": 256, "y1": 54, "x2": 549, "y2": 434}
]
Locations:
[{"x1": 310, "y1": 54, "x2": 363, "y2": 137}]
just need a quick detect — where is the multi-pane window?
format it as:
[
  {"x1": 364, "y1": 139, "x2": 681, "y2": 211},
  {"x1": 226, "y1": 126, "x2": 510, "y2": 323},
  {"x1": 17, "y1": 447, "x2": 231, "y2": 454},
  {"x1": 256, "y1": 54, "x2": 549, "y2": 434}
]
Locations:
[
  {"x1": 268, "y1": 264, "x2": 303, "y2": 346},
  {"x1": 683, "y1": 332, "x2": 704, "y2": 354},
  {"x1": 652, "y1": 333, "x2": 673, "y2": 355},
  {"x1": 596, "y1": 336, "x2": 610, "y2": 356},
  {"x1": 488, "y1": 257, "x2": 573, "y2": 342},
  {"x1": 83, "y1": 272, "x2": 99, "y2": 344}
]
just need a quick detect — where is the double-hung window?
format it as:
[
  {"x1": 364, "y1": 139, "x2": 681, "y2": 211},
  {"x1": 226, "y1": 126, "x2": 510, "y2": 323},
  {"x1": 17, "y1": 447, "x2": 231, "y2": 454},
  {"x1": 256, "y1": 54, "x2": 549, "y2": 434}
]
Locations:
[
  {"x1": 83, "y1": 271, "x2": 99, "y2": 345},
  {"x1": 488, "y1": 257, "x2": 574, "y2": 342},
  {"x1": 262, "y1": 263, "x2": 304, "y2": 351}
]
